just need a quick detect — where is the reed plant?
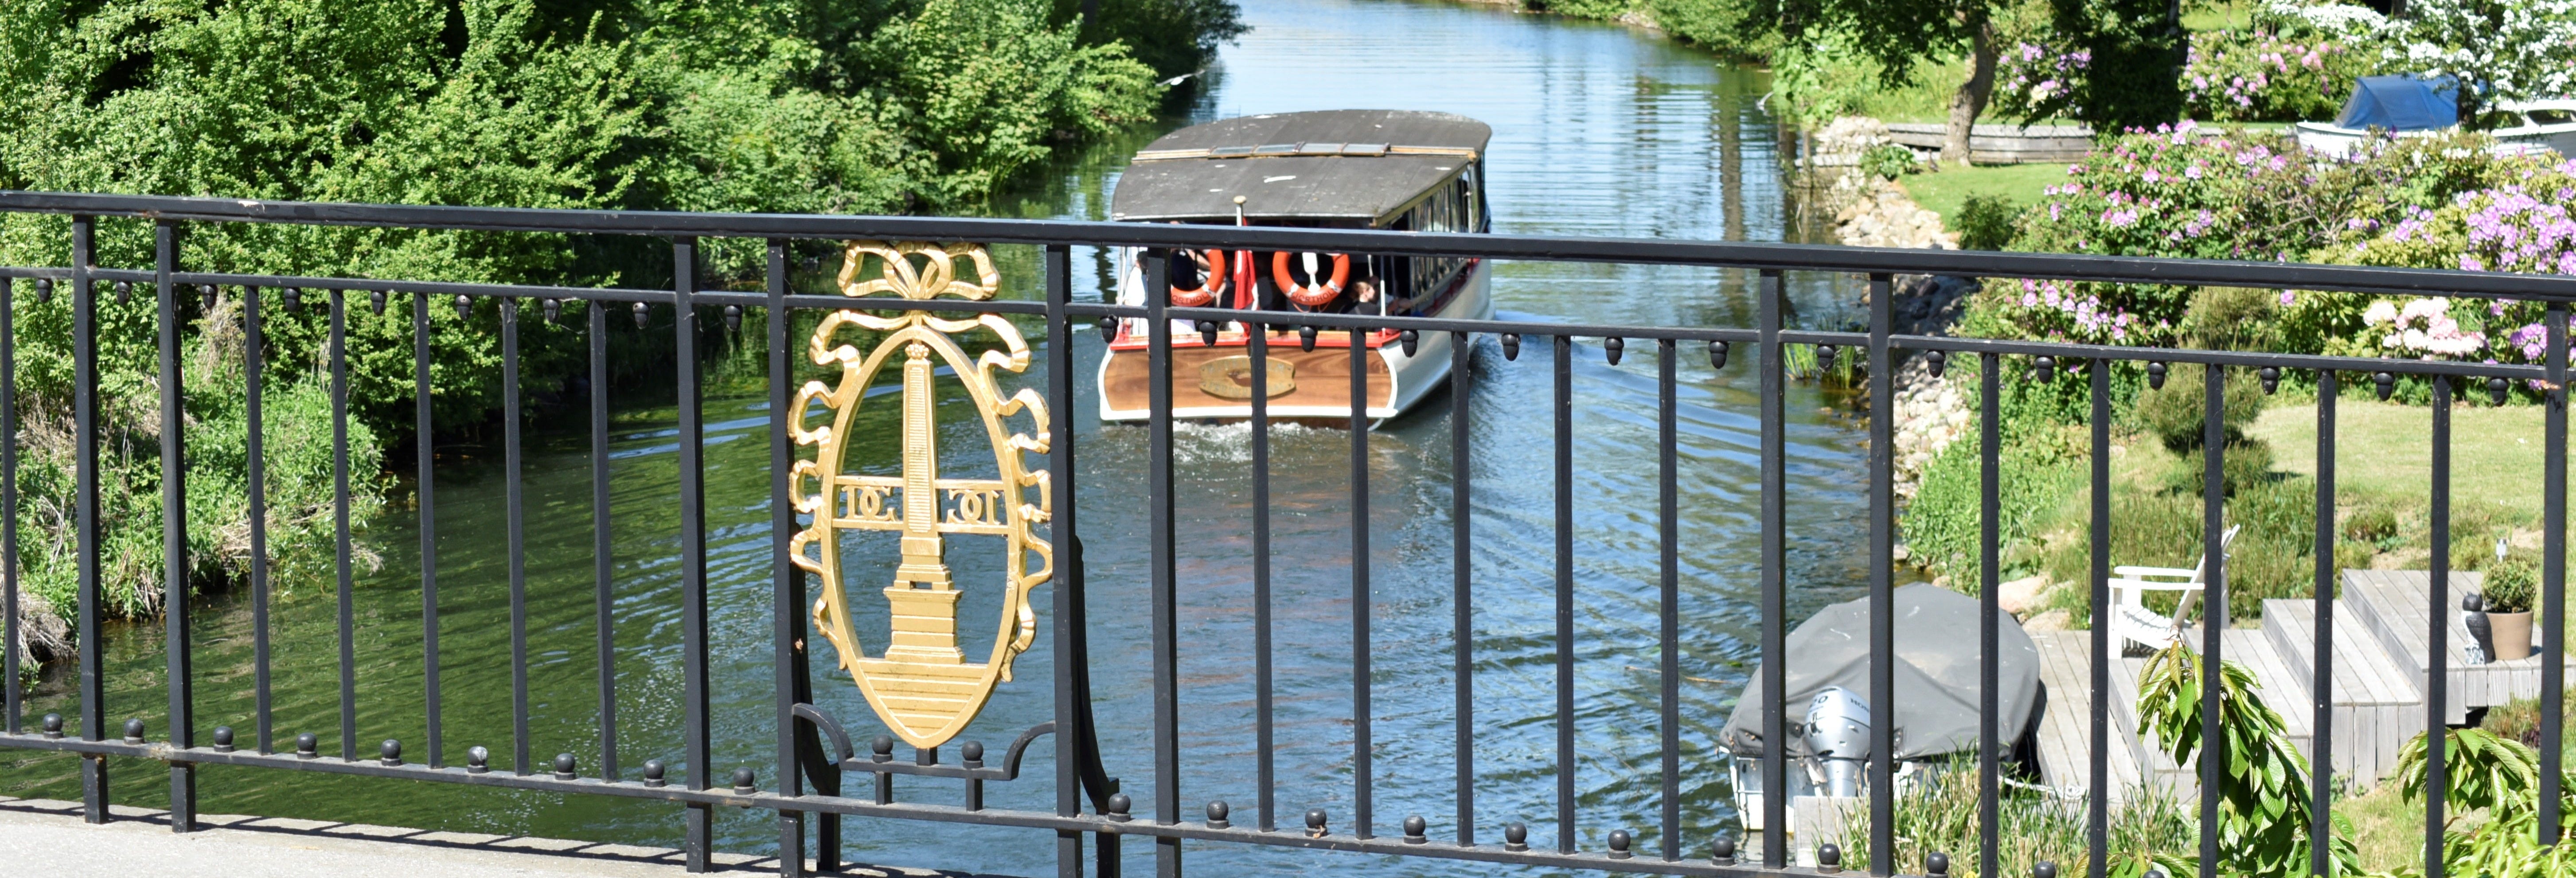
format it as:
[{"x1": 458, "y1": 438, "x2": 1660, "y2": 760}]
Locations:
[{"x1": 1833, "y1": 762, "x2": 2195, "y2": 878}]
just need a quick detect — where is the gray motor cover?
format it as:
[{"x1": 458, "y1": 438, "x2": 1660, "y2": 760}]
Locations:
[{"x1": 1719, "y1": 582, "x2": 2041, "y2": 760}]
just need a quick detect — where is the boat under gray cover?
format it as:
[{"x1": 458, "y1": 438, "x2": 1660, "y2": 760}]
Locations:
[{"x1": 1720, "y1": 582, "x2": 2043, "y2": 761}]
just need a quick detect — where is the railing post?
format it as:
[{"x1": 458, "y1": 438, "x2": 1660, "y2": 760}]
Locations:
[
  {"x1": 767, "y1": 240, "x2": 807, "y2": 878},
  {"x1": 2426, "y1": 375, "x2": 2452, "y2": 878},
  {"x1": 2088, "y1": 356, "x2": 2111, "y2": 878},
  {"x1": 2543, "y1": 304, "x2": 2566, "y2": 844},
  {"x1": 674, "y1": 237, "x2": 715, "y2": 872},
  {"x1": 1145, "y1": 253, "x2": 1179, "y2": 878},
  {"x1": 414, "y1": 287, "x2": 442, "y2": 769},
  {"x1": 332, "y1": 289, "x2": 356, "y2": 762},
  {"x1": 2311, "y1": 368, "x2": 2338, "y2": 878},
  {"x1": 1866, "y1": 274, "x2": 1893, "y2": 877},
  {"x1": 503, "y1": 292, "x2": 530, "y2": 777},
  {"x1": 1044, "y1": 243, "x2": 1085, "y2": 878},
  {"x1": 1757, "y1": 268, "x2": 1786, "y2": 868},
  {"x1": 0, "y1": 273, "x2": 15, "y2": 737},
  {"x1": 72, "y1": 215, "x2": 108, "y2": 824},
  {"x1": 155, "y1": 219, "x2": 197, "y2": 832},
  {"x1": 1979, "y1": 351, "x2": 2001, "y2": 878},
  {"x1": 1553, "y1": 331, "x2": 1574, "y2": 856},
  {"x1": 2200, "y1": 363, "x2": 2228, "y2": 878},
  {"x1": 588, "y1": 297, "x2": 620, "y2": 784}
]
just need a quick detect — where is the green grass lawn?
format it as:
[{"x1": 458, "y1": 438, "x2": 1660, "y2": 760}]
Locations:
[
  {"x1": 2251, "y1": 399, "x2": 2557, "y2": 525},
  {"x1": 1897, "y1": 161, "x2": 2071, "y2": 226}
]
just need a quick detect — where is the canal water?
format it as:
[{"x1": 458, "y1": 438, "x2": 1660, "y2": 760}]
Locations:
[{"x1": 3, "y1": 1, "x2": 1879, "y2": 874}]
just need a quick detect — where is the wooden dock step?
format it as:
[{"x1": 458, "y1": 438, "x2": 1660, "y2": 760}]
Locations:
[
  {"x1": 2258, "y1": 598, "x2": 2421, "y2": 782},
  {"x1": 2343, "y1": 570, "x2": 2572, "y2": 726}
]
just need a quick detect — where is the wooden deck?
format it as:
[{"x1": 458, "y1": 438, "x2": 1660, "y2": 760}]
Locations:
[{"x1": 2027, "y1": 570, "x2": 2567, "y2": 800}]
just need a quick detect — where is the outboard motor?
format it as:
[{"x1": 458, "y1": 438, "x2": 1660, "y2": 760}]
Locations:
[{"x1": 1804, "y1": 686, "x2": 1872, "y2": 797}]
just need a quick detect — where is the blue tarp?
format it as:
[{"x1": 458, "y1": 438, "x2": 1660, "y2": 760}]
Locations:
[{"x1": 2334, "y1": 75, "x2": 2461, "y2": 131}]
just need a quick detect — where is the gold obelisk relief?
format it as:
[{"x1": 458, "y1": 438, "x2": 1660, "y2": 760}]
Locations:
[
  {"x1": 789, "y1": 240, "x2": 1053, "y2": 750},
  {"x1": 883, "y1": 340, "x2": 963, "y2": 663}
]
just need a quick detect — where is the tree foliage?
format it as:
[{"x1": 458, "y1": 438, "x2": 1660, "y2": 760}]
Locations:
[
  {"x1": 2038, "y1": 0, "x2": 2182, "y2": 130},
  {"x1": 0, "y1": 0, "x2": 1233, "y2": 628}
]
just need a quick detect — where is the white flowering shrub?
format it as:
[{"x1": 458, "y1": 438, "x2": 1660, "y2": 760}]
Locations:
[{"x1": 2387, "y1": 0, "x2": 2576, "y2": 117}]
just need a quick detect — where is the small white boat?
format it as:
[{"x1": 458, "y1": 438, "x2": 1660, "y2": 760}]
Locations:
[
  {"x1": 2294, "y1": 76, "x2": 2574, "y2": 158},
  {"x1": 1097, "y1": 110, "x2": 1495, "y2": 423}
]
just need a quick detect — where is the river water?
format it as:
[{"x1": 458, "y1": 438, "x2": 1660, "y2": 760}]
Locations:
[{"x1": 3, "y1": 2, "x2": 1881, "y2": 874}]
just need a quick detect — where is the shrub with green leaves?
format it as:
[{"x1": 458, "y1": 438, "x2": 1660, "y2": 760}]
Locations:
[
  {"x1": 2394, "y1": 726, "x2": 2576, "y2": 877},
  {"x1": 1952, "y1": 194, "x2": 2019, "y2": 251},
  {"x1": 2136, "y1": 643, "x2": 2363, "y2": 878},
  {"x1": 2483, "y1": 553, "x2": 2538, "y2": 615},
  {"x1": 1862, "y1": 144, "x2": 1920, "y2": 181},
  {"x1": 0, "y1": 0, "x2": 1218, "y2": 633}
]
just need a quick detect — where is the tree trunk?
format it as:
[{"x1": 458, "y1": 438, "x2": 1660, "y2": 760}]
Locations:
[{"x1": 1941, "y1": 12, "x2": 2000, "y2": 167}]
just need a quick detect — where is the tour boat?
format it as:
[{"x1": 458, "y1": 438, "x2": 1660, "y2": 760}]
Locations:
[{"x1": 1097, "y1": 109, "x2": 1495, "y2": 423}]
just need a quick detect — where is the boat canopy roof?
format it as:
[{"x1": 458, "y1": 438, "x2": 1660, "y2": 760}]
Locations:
[
  {"x1": 1718, "y1": 583, "x2": 2041, "y2": 761},
  {"x1": 1110, "y1": 110, "x2": 1491, "y2": 223},
  {"x1": 2334, "y1": 74, "x2": 2460, "y2": 132}
]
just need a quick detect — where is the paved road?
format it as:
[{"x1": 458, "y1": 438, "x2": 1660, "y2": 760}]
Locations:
[{"x1": 0, "y1": 797, "x2": 960, "y2": 877}]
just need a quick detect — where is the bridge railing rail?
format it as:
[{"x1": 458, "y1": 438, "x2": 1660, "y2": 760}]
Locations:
[{"x1": 0, "y1": 191, "x2": 2563, "y2": 878}]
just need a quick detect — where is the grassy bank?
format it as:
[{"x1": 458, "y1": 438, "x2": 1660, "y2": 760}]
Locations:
[
  {"x1": 1898, "y1": 163, "x2": 2069, "y2": 230},
  {"x1": 2252, "y1": 401, "x2": 2554, "y2": 525}
]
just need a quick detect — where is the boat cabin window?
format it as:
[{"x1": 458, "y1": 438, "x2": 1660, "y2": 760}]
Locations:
[
  {"x1": 2528, "y1": 109, "x2": 2575, "y2": 125},
  {"x1": 1374, "y1": 168, "x2": 1482, "y2": 315}
]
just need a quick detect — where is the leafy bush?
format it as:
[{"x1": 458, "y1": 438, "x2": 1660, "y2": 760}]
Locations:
[
  {"x1": 0, "y1": 0, "x2": 1209, "y2": 626},
  {"x1": 1952, "y1": 194, "x2": 2020, "y2": 251},
  {"x1": 2036, "y1": 467, "x2": 2321, "y2": 624},
  {"x1": 2136, "y1": 643, "x2": 2363, "y2": 878},
  {"x1": 1647, "y1": 0, "x2": 1780, "y2": 58},
  {"x1": 1903, "y1": 419, "x2": 2084, "y2": 590},
  {"x1": 1861, "y1": 143, "x2": 1920, "y2": 180},
  {"x1": 2480, "y1": 690, "x2": 2576, "y2": 753},
  {"x1": 2344, "y1": 506, "x2": 2399, "y2": 544},
  {"x1": 2127, "y1": 363, "x2": 2267, "y2": 456},
  {"x1": 2484, "y1": 553, "x2": 2538, "y2": 614},
  {"x1": 2394, "y1": 725, "x2": 2576, "y2": 876},
  {"x1": 2037, "y1": 0, "x2": 2183, "y2": 130}
]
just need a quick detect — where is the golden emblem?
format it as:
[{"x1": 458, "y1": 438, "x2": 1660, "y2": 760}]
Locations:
[
  {"x1": 790, "y1": 240, "x2": 1052, "y2": 749},
  {"x1": 1196, "y1": 355, "x2": 1296, "y2": 400}
]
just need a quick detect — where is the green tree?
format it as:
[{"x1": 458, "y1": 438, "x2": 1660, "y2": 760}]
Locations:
[
  {"x1": 1821, "y1": 0, "x2": 2010, "y2": 164},
  {"x1": 0, "y1": 0, "x2": 1213, "y2": 637},
  {"x1": 2041, "y1": 0, "x2": 2183, "y2": 130}
]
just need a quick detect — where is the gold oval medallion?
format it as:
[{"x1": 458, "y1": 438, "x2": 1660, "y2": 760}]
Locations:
[
  {"x1": 1197, "y1": 355, "x2": 1296, "y2": 400},
  {"x1": 789, "y1": 240, "x2": 1053, "y2": 750}
]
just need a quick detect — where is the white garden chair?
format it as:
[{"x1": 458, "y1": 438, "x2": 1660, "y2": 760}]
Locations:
[{"x1": 2108, "y1": 524, "x2": 2240, "y2": 653}]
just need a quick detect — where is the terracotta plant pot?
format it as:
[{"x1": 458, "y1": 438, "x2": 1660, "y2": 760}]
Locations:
[{"x1": 2488, "y1": 611, "x2": 2534, "y2": 662}]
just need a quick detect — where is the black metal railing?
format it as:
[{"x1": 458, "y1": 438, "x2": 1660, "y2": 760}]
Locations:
[{"x1": 0, "y1": 191, "x2": 2565, "y2": 878}]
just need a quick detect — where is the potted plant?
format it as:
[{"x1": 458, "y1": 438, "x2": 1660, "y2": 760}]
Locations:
[{"x1": 2482, "y1": 554, "x2": 2538, "y2": 661}]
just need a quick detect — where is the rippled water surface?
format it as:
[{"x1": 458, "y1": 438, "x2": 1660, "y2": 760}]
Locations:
[{"x1": 5, "y1": 2, "x2": 1884, "y2": 874}]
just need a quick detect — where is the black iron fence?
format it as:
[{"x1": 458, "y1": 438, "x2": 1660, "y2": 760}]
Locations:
[{"x1": 0, "y1": 191, "x2": 2565, "y2": 878}]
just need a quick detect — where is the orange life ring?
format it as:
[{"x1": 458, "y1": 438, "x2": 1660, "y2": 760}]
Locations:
[
  {"x1": 1272, "y1": 251, "x2": 1350, "y2": 308},
  {"x1": 1166, "y1": 250, "x2": 1228, "y2": 307}
]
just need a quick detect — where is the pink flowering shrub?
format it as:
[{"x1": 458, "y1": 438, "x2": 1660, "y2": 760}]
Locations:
[
  {"x1": 2304, "y1": 157, "x2": 2576, "y2": 373},
  {"x1": 2181, "y1": 30, "x2": 2370, "y2": 122},
  {"x1": 1971, "y1": 126, "x2": 2552, "y2": 351},
  {"x1": 1993, "y1": 42, "x2": 2089, "y2": 121}
]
